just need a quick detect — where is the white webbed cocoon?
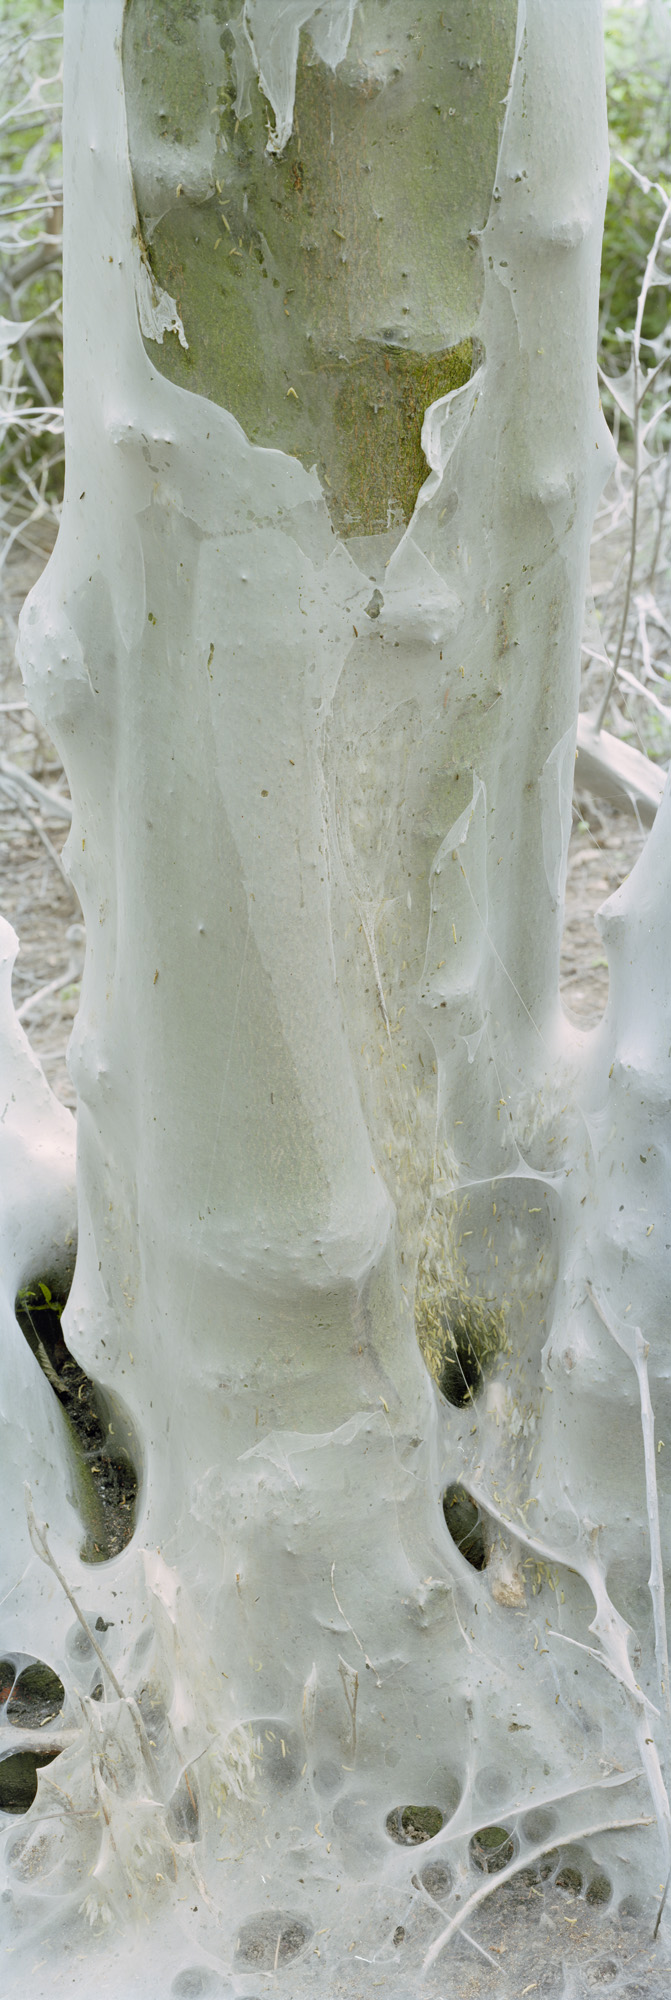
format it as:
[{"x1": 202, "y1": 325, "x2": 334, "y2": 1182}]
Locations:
[{"x1": 1, "y1": 1, "x2": 670, "y2": 1994}]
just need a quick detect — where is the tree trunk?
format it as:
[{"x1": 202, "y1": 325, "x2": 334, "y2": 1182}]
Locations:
[{"x1": 3, "y1": 1, "x2": 670, "y2": 1993}]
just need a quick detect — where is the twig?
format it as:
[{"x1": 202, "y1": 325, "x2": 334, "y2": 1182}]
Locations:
[
  {"x1": 423, "y1": 1814, "x2": 653, "y2": 1970},
  {"x1": 330, "y1": 1562, "x2": 380, "y2": 1681},
  {"x1": 544, "y1": 1625, "x2": 661, "y2": 1721},
  {"x1": 301, "y1": 1661, "x2": 317, "y2": 1743},
  {"x1": 17, "y1": 956, "x2": 80, "y2": 1022},
  {"x1": 648, "y1": 446, "x2": 671, "y2": 595},
  {"x1": 0, "y1": 755, "x2": 71, "y2": 820},
  {"x1": 461, "y1": 1930, "x2": 501, "y2": 1970},
  {"x1": 587, "y1": 1283, "x2": 671, "y2": 1725},
  {"x1": 338, "y1": 1655, "x2": 359, "y2": 1758},
  {"x1": 595, "y1": 185, "x2": 671, "y2": 732},
  {"x1": 24, "y1": 1485, "x2": 125, "y2": 1701},
  {"x1": 584, "y1": 1285, "x2": 671, "y2": 1874},
  {"x1": 617, "y1": 665, "x2": 671, "y2": 719},
  {"x1": 3, "y1": 242, "x2": 60, "y2": 289},
  {"x1": 414, "y1": 1870, "x2": 504, "y2": 1972},
  {"x1": 0, "y1": 777, "x2": 78, "y2": 905},
  {"x1": 654, "y1": 1863, "x2": 671, "y2": 1940},
  {"x1": 24, "y1": 1485, "x2": 159, "y2": 1786}
]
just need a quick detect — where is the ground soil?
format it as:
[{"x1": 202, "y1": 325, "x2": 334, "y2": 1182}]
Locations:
[{"x1": 409, "y1": 1863, "x2": 671, "y2": 2000}]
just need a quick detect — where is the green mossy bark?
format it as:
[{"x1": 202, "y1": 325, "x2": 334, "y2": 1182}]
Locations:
[{"x1": 123, "y1": 0, "x2": 516, "y2": 535}]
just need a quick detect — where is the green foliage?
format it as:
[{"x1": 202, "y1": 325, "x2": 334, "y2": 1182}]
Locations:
[
  {"x1": 601, "y1": 1, "x2": 671, "y2": 359},
  {"x1": 16, "y1": 1278, "x2": 62, "y2": 1316}
]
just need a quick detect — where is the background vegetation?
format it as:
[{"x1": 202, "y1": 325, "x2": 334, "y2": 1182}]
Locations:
[
  {"x1": 602, "y1": 0, "x2": 671, "y2": 358},
  {"x1": 0, "y1": 0, "x2": 62, "y2": 564}
]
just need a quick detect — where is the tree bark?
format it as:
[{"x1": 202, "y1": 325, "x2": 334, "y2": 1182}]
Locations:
[{"x1": 3, "y1": 1, "x2": 670, "y2": 1992}]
